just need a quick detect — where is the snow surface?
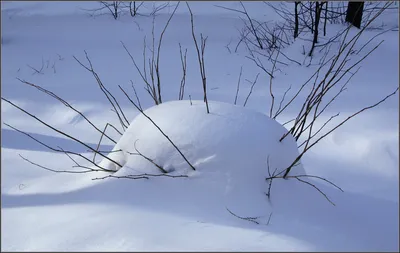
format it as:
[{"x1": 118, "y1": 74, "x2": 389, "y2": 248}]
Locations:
[
  {"x1": 1, "y1": 1, "x2": 399, "y2": 252},
  {"x1": 99, "y1": 99, "x2": 305, "y2": 216},
  {"x1": 102, "y1": 100, "x2": 303, "y2": 175}
]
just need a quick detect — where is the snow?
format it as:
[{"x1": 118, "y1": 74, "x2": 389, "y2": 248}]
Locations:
[
  {"x1": 1, "y1": 1, "x2": 399, "y2": 252},
  {"x1": 102, "y1": 100, "x2": 303, "y2": 174},
  {"x1": 99, "y1": 99, "x2": 305, "y2": 216}
]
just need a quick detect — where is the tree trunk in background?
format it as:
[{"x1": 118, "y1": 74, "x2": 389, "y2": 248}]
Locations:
[
  {"x1": 323, "y1": 1, "x2": 328, "y2": 36},
  {"x1": 310, "y1": 2, "x2": 314, "y2": 33},
  {"x1": 294, "y1": 1, "x2": 300, "y2": 39},
  {"x1": 308, "y1": 2, "x2": 325, "y2": 56},
  {"x1": 345, "y1": 2, "x2": 364, "y2": 29}
]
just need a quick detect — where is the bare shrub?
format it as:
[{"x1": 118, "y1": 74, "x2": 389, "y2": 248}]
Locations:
[{"x1": 271, "y1": 2, "x2": 398, "y2": 178}]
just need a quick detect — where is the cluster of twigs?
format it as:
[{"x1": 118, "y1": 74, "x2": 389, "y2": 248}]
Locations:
[
  {"x1": 3, "y1": 49, "x2": 131, "y2": 173},
  {"x1": 231, "y1": 1, "x2": 397, "y2": 60},
  {"x1": 26, "y1": 55, "x2": 62, "y2": 75},
  {"x1": 263, "y1": 1, "x2": 330, "y2": 56},
  {"x1": 121, "y1": 2, "x2": 180, "y2": 105},
  {"x1": 265, "y1": 156, "x2": 343, "y2": 206},
  {"x1": 227, "y1": 1, "x2": 397, "y2": 180},
  {"x1": 83, "y1": 1, "x2": 171, "y2": 19},
  {"x1": 3, "y1": 0, "x2": 213, "y2": 178},
  {"x1": 121, "y1": 1, "x2": 210, "y2": 114},
  {"x1": 276, "y1": 3, "x2": 398, "y2": 178},
  {"x1": 219, "y1": 2, "x2": 294, "y2": 57},
  {"x1": 3, "y1": 45, "x2": 197, "y2": 177},
  {"x1": 223, "y1": 2, "x2": 397, "y2": 206}
]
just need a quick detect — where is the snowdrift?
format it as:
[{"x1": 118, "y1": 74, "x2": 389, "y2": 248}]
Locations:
[
  {"x1": 102, "y1": 100, "x2": 304, "y2": 175},
  {"x1": 99, "y1": 100, "x2": 305, "y2": 214}
]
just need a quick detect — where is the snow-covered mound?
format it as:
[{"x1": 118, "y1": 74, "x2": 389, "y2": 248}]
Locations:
[
  {"x1": 99, "y1": 100, "x2": 305, "y2": 214},
  {"x1": 102, "y1": 100, "x2": 303, "y2": 175}
]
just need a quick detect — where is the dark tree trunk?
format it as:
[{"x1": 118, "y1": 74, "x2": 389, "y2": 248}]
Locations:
[
  {"x1": 323, "y1": 1, "x2": 328, "y2": 36},
  {"x1": 310, "y1": 2, "x2": 314, "y2": 34},
  {"x1": 113, "y1": 2, "x2": 118, "y2": 19},
  {"x1": 294, "y1": 1, "x2": 300, "y2": 39},
  {"x1": 309, "y1": 2, "x2": 324, "y2": 56},
  {"x1": 345, "y1": 2, "x2": 364, "y2": 29},
  {"x1": 129, "y1": 1, "x2": 137, "y2": 17}
]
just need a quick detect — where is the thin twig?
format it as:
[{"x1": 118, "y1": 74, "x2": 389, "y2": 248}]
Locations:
[
  {"x1": 126, "y1": 140, "x2": 168, "y2": 173},
  {"x1": 93, "y1": 123, "x2": 116, "y2": 163},
  {"x1": 178, "y1": 43, "x2": 188, "y2": 100},
  {"x1": 73, "y1": 51, "x2": 129, "y2": 131},
  {"x1": 226, "y1": 207, "x2": 261, "y2": 225},
  {"x1": 1, "y1": 99, "x2": 123, "y2": 169},
  {"x1": 295, "y1": 177, "x2": 336, "y2": 206},
  {"x1": 4, "y1": 123, "x2": 116, "y2": 173},
  {"x1": 155, "y1": 2, "x2": 180, "y2": 104},
  {"x1": 17, "y1": 78, "x2": 118, "y2": 145},
  {"x1": 234, "y1": 66, "x2": 243, "y2": 105},
  {"x1": 187, "y1": 2, "x2": 210, "y2": 114},
  {"x1": 122, "y1": 41, "x2": 158, "y2": 105},
  {"x1": 92, "y1": 173, "x2": 188, "y2": 181},
  {"x1": 130, "y1": 80, "x2": 143, "y2": 111},
  {"x1": 265, "y1": 172, "x2": 342, "y2": 206},
  {"x1": 27, "y1": 58, "x2": 44, "y2": 75},
  {"x1": 243, "y1": 73, "x2": 260, "y2": 107},
  {"x1": 19, "y1": 154, "x2": 94, "y2": 174}
]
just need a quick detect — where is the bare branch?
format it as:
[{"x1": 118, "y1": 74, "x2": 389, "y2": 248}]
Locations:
[
  {"x1": 93, "y1": 173, "x2": 188, "y2": 181},
  {"x1": 268, "y1": 50, "x2": 280, "y2": 117}
]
